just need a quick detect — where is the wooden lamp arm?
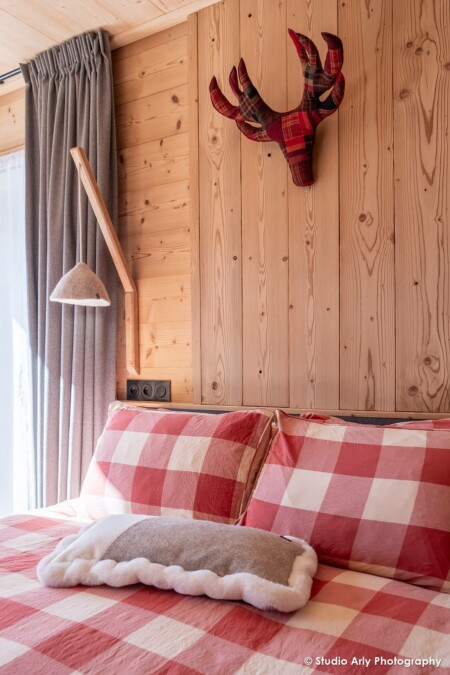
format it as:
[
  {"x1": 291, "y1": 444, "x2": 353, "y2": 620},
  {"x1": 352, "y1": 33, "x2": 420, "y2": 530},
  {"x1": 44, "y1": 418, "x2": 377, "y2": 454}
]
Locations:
[{"x1": 70, "y1": 146, "x2": 139, "y2": 377}]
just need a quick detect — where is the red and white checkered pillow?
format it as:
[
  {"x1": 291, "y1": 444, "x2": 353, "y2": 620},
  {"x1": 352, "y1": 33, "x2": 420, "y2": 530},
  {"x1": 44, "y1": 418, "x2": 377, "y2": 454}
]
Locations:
[
  {"x1": 80, "y1": 404, "x2": 272, "y2": 523},
  {"x1": 300, "y1": 411, "x2": 450, "y2": 431},
  {"x1": 241, "y1": 410, "x2": 450, "y2": 592}
]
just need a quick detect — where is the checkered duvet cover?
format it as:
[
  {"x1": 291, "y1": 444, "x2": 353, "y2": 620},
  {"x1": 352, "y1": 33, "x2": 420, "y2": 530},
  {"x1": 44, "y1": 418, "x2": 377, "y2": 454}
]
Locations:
[{"x1": 0, "y1": 510, "x2": 448, "y2": 675}]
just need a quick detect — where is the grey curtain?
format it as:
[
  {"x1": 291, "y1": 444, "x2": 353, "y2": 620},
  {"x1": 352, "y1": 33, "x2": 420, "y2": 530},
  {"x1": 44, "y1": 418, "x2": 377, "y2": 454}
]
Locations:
[{"x1": 21, "y1": 30, "x2": 118, "y2": 508}]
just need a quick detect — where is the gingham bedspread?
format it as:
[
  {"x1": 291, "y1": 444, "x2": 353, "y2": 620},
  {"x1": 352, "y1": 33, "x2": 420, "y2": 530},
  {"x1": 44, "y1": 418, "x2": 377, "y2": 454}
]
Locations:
[{"x1": 0, "y1": 511, "x2": 448, "y2": 674}]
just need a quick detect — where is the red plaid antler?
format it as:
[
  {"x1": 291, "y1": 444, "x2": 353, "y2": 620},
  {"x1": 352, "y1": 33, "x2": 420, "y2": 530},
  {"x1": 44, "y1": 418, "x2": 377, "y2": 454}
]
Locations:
[{"x1": 209, "y1": 30, "x2": 345, "y2": 187}]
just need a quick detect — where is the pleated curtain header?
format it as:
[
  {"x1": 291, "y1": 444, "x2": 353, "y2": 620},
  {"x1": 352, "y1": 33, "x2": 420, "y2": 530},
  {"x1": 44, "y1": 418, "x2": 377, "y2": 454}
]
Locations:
[{"x1": 21, "y1": 30, "x2": 110, "y2": 82}]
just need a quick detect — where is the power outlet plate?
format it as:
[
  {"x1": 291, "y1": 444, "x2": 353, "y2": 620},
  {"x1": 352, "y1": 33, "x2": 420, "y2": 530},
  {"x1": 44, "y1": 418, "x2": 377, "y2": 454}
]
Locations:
[{"x1": 126, "y1": 379, "x2": 171, "y2": 402}]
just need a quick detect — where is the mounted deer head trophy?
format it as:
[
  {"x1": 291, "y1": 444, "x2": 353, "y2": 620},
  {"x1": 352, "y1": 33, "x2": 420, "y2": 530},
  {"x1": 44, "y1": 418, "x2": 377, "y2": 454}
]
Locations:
[{"x1": 209, "y1": 29, "x2": 345, "y2": 187}]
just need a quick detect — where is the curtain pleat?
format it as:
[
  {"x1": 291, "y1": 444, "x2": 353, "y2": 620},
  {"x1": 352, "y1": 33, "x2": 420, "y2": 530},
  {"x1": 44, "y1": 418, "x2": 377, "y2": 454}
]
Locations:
[{"x1": 21, "y1": 30, "x2": 118, "y2": 508}]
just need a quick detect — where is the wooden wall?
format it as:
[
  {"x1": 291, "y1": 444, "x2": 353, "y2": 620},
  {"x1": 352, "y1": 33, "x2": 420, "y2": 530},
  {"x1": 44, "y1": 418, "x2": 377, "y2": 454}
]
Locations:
[
  {"x1": 113, "y1": 23, "x2": 193, "y2": 401},
  {"x1": 2, "y1": 0, "x2": 448, "y2": 414},
  {"x1": 0, "y1": 89, "x2": 25, "y2": 155},
  {"x1": 193, "y1": 0, "x2": 450, "y2": 413}
]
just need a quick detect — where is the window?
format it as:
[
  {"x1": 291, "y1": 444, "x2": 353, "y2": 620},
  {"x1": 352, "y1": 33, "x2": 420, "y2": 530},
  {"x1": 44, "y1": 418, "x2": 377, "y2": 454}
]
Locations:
[{"x1": 0, "y1": 150, "x2": 33, "y2": 515}]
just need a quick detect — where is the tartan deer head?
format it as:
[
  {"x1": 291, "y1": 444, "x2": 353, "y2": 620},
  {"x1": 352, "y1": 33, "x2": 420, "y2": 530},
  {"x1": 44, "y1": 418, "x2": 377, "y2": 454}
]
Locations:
[{"x1": 209, "y1": 29, "x2": 345, "y2": 187}]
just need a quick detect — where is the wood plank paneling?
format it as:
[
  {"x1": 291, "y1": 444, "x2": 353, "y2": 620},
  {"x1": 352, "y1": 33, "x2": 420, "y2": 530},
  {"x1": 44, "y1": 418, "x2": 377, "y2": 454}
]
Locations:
[
  {"x1": 118, "y1": 191, "x2": 189, "y2": 237},
  {"x1": 240, "y1": 0, "x2": 289, "y2": 407},
  {"x1": 113, "y1": 23, "x2": 188, "y2": 62},
  {"x1": 114, "y1": 25, "x2": 192, "y2": 402},
  {"x1": 116, "y1": 84, "x2": 188, "y2": 149},
  {"x1": 138, "y1": 275, "x2": 192, "y2": 324},
  {"x1": 119, "y1": 178, "x2": 189, "y2": 222},
  {"x1": 287, "y1": 0, "x2": 340, "y2": 409},
  {"x1": 123, "y1": 225, "x2": 191, "y2": 280},
  {"x1": 118, "y1": 133, "x2": 189, "y2": 190},
  {"x1": 114, "y1": 1, "x2": 450, "y2": 413},
  {"x1": 394, "y1": 0, "x2": 450, "y2": 411},
  {"x1": 187, "y1": 12, "x2": 202, "y2": 403},
  {"x1": 113, "y1": 36, "x2": 188, "y2": 106},
  {"x1": 0, "y1": 89, "x2": 25, "y2": 155},
  {"x1": 339, "y1": 0, "x2": 395, "y2": 410},
  {"x1": 198, "y1": 0, "x2": 243, "y2": 405}
]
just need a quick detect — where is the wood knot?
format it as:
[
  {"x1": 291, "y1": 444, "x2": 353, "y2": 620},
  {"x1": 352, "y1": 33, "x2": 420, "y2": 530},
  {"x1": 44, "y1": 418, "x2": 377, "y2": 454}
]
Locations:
[
  {"x1": 399, "y1": 89, "x2": 410, "y2": 99},
  {"x1": 408, "y1": 385, "x2": 418, "y2": 396},
  {"x1": 415, "y1": 47, "x2": 423, "y2": 56},
  {"x1": 406, "y1": 41, "x2": 413, "y2": 48},
  {"x1": 282, "y1": 256, "x2": 288, "y2": 262},
  {"x1": 233, "y1": 255, "x2": 237, "y2": 260},
  {"x1": 359, "y1": 213, "x2": 367, "y2": 222},
  {"x1": 423, "y1": 356, "x2": 432, "y2": 366},
  {"x1": 172, "y1": 95, "x2": 179, "y2": 103},
  {"x1": 144, "y1": 199, "x2": 149, "y2": 205},
  {"x1": 211, "y1": 381, "x2": 218, "y2": 390}
]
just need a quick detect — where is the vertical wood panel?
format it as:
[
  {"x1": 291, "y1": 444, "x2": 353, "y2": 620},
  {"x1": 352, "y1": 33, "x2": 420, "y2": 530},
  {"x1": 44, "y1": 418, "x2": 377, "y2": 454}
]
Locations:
[
  {"x1": 188, "y1": 13, "x2": 202, "y2": 404},
  {"x1": 198, "y1": 0, "x2": 243, "y2": 405},
  {"x1": 0, "y1": 89, "x2": 25, "y2": 155},
  {"x1": 339, "y1": 0, "x2": 395, "y2": 410},
  {"x1": 240, "y1": 0, "x2": 289, "y2": 407},
  {"x1": 287, "y1": 0, "x2": 340, "y2": 409},
  {"x1": 111, "y1": 0, "x2": 450, "y2": 414},
  {"x1": 394, "y1": 0, "x2": 450, "y2": 411},
  {"x1": 115, "y1": 26, "x2": 193, "y2": 402}
]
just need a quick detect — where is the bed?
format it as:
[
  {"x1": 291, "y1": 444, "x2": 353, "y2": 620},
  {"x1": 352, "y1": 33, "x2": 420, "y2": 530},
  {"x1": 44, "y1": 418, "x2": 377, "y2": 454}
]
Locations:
[{"x1": 1, "y1": 404, "x2": 449, "y2": 674}]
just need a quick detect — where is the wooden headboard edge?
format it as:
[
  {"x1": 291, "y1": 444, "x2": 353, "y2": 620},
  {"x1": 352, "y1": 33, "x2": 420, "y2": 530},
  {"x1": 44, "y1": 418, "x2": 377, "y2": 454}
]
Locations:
[{"x1": 118, "y1": 401, "x2": 449, "y2": 421}]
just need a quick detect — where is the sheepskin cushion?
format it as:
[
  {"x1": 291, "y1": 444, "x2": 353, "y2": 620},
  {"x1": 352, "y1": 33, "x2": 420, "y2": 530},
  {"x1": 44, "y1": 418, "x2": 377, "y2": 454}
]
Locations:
[{"x1": 37, "y1": 515, "x2": 317, "y2": 613}]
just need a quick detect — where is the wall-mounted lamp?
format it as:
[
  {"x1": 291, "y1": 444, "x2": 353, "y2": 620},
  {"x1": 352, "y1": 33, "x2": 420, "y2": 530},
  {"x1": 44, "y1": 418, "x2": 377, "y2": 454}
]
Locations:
[{"x1": 50, "y1": 147, "x2": 139, "y2": 376}]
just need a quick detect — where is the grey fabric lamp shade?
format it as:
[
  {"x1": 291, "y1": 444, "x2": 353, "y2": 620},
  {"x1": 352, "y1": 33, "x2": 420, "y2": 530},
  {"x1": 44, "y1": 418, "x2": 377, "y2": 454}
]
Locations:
[{"x1": 50, "y1": 261, "x2": 111, "y2": 307}]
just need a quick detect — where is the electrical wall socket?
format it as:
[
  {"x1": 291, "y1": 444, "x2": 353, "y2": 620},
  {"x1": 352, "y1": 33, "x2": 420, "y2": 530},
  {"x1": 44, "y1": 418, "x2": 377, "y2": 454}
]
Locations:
[{"x1": 126, "y1": 379, "x2": 171, "y2": 402}]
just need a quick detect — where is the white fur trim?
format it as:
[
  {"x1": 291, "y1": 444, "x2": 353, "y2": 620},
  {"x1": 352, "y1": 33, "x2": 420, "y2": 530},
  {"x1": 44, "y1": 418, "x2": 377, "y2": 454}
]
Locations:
[{"x1": 37, "y1": 520, "x2": 317, "y2": 613}]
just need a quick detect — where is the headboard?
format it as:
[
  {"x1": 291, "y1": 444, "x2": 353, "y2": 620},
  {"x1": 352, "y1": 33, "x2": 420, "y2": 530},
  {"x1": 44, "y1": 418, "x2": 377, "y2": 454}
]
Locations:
[{"x1": 121, "y1": 401, "x2": 448, "y2": 424}]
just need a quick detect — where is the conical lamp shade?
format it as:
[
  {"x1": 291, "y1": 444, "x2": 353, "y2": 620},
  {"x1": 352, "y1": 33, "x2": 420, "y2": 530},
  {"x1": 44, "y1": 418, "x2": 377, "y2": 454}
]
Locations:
[{"x1": 50, "y1": 261, "x2": 111, "y2": 307}]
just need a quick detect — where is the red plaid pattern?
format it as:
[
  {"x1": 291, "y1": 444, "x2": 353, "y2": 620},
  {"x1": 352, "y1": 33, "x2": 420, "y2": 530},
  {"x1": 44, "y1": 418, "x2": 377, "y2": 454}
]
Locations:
[
  {"x1": 241, "y1": 411, "x2": 450, "y2": 592},
  {"x1": 0, "y1": 512, "x2": 449, "y2": 674},
  {"x1": 79, "y1": 404, "x2": 272, "y2": 523},
  {"x1": 209, "y1": 30, "x2": 344, "y2": 187},
  {"x1": 301, "y1": 412, "x2": 450, "y2": 431}
]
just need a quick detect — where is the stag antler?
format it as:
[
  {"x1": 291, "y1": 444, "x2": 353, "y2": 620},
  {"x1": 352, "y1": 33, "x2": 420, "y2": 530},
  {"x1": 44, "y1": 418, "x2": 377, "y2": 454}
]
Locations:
[{"x1": 209, "y1": 30, "x2": 345, "y2": 186}]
